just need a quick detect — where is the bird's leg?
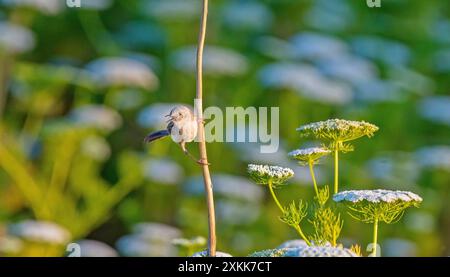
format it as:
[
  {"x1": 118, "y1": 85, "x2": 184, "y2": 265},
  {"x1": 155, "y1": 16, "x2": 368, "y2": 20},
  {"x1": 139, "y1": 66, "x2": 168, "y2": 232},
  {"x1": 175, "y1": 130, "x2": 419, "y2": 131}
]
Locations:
[{"x1": 180, "y1": 142, "x2": 210, "y2": 166}]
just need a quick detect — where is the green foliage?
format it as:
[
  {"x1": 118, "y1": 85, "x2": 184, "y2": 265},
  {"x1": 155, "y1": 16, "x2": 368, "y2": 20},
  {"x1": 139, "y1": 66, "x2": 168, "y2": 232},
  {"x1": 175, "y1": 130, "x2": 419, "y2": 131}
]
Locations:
[
  {"x1": 280, "y1": 200, "x2": 308, "y2": 228},
  {"x1": 315, "y1": 186, "x2": 329, "y2": 207},
  {"x1": 0, "y1": 127, "x2": 143, "y2": 238},
  {"x1": 309, "y1": 206, "x2": 343, "y2": 247},
  {"x1": 308, "y1": 186, "x2": 343, "y2": 247}
]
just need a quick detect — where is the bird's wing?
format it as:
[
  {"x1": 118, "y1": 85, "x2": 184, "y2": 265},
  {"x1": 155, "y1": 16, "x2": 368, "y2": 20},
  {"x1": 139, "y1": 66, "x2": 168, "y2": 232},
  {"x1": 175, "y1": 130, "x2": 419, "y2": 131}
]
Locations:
[{"x1": 167, "y1": 120, "x2": 175, "y2": 134}]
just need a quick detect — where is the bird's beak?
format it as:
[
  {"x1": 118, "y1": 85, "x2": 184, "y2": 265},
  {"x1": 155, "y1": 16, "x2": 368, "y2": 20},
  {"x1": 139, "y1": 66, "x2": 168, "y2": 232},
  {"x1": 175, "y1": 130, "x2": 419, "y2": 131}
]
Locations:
[{"x1": 165, "y1": 115, "x2": 175, "y2": 122}]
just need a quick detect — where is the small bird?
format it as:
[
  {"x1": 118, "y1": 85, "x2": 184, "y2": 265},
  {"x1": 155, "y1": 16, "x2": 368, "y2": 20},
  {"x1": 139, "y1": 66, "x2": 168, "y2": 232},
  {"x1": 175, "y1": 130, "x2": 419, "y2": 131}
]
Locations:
[{"x1": 144, "y1": 105, "x2": 208, "y2": 165}]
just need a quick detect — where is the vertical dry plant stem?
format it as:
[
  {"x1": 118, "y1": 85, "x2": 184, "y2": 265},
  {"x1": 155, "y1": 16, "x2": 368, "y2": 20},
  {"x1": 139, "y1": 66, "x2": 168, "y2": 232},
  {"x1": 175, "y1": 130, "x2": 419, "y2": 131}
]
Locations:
[
  {"x1": 372, "y1": 217, "x2": 379, "y2": 257},
  {"x1": 196, "y1": 0, "x2": 216, "y2": 257}
]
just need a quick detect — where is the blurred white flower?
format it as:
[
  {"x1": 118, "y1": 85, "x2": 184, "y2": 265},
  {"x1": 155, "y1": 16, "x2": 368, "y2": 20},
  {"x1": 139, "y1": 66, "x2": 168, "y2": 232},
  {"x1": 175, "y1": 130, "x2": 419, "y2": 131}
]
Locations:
[
  {"x1": 216, "y1": 200, "x2": 260, "y2": 225},
  {"x1": 221, "y1": 1, "x2": 273, "y2": 32},
  {"x1": 303, "y1": 0, "x2": 355, "y2": 33},
  {"x1": 170, "y1": 46, "x2": 249, "y2": 77},
  {"x1": 79, "y1": 0, "x2": 112, "y2": 11},
  {"x1": 415, "y1": 145, "x2": 450, "y2": 171},
  {"x1": 432, "y1": 48, "x2": 450, "y2": 73},
  {"x1": 85, "y1": 57, "x2": 159, "y2": 90},
  {"x1": 137, "y1": 102, "x2": 191, "y2": 130},
  {"x1": 388, "y1": 67, "x2": 434, "y2": 95},
  {"x1": 290, "y1": 32, "x2": 348, "y2": 61},
  {"x1": 8, "y1": 220, "x2": 71, "y2": 245},
  {"x1": 116, "y1": 222, "x2": 181, "y2": 257},
  {"x1": 0, "y1": 236, "x2": 24, "y2": 254},
  {"x1": 116, "y1": 21, "x2": 166, "y2": 50},
  {"x1": 192, "y1": 250, "x2": 232, "y2": 257},
  {"x1": 419, "y1": 96, "x2": 450, "y2": 127},
  {"x1": 133, "y1": 223, "x2": 182, "y2": 242},
  {"x1": 76, "y1": 240, "x2": 118, "y2": 257},
  {"x1": 116, "y1": 234, "x2": 177, "y2": 257},
  {"x1": 81, "y1": 135, "x2": 111, "y2": 161},
  {"x1": 404, "y1": 211, "x2": 435, "y2": 234},
  {"x1": 333, "y1": 189, "x2": 422, "y2": 204},
  {"x1": 143, "y1": 0, "x2": 201, "y2": 22},
  {"x1": 69, "y1": 105, "x2": 123, "y2": 132},
  {"x1": 184, "y1": 174, "x2": 264, "y2": 203},
  {"x1": 316, "y1": 54, "x2": 378, "y2": 86},
  {"x1": 277, "y1": 240, "x2": 308, "y2": 249},
  {"x1": 429, "y1": 19, "x2": 450, "y2": 45},
  {"x1": 259, "y1": 62, "x2": 353, "y2": 105},
  {"x1": 383, "y1": 238, "x2": 417, "y2": 257},
  {"x1": 351, "y1": 36, "x2": 411, "y2": 66},
  {"x1": 354, "y1": 80, "x2": 404, "y2": 103},
  {"x1": 142, "y1": 158, "x2": 184, "y2": 185},
  {"x1": 0, "y1": 0, "x2": 63, "y2": 15},
  {"x1": 366, "y1": 152, "x2": 421, "y2": 185},
  {"x1": 108, "y1": 89, "x2": 146, "y2": 111},
  {"x1": 253, "y1": 36, "x2": 296, "y2": 60},
  {"x1": 0, "y1": 22, "x2": 35, "y2": 54}
]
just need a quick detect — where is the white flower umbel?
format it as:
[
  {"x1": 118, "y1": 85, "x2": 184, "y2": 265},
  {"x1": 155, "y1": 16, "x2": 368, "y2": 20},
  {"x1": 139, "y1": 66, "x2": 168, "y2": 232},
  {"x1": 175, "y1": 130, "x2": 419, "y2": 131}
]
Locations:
[
  {"x1": 250, "y1": 246, "x2": 358, "y2": 257},
  {"x1": 288, "y1": 147, "x2": 330, "y2": 198},
  {"x1": 297, "y1": 119, "x2": 379, "y2": 144},
  {"x1": 288, "y1": 147, "x2": 331, "y2": 165},
  {"x1": 297, "y1": 119, "x2": 379, "y2": 194},
  {"x1": 333, "y1": 189, "x2": 422, "y2": 204},
  {"x1": 8, "y1": 220, "x2": 71, "y2": 245},
  {"x1": 85, "y1": 57, "x2": 159, "y2": 90},
  {"x1": 247, "y1": 164, "x2": 294, "y2": 187},
  {"x1": 333, "y1": 189, "x2": 422, "y2": 257}
]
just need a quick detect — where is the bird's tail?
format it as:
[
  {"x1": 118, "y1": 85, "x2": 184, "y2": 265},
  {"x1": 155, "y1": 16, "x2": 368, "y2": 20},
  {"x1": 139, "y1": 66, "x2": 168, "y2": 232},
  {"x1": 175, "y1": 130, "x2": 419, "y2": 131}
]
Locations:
[{"x1": 144, "y1": 130, "x2": 170, "y2": 143}]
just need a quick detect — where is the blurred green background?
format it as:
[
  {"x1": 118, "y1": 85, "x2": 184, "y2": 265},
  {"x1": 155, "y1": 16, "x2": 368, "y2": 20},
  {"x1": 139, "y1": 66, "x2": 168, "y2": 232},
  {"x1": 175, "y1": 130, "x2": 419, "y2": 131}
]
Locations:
[{"x1": 0, "y1": 0, "x2": 449, "y2": 257}]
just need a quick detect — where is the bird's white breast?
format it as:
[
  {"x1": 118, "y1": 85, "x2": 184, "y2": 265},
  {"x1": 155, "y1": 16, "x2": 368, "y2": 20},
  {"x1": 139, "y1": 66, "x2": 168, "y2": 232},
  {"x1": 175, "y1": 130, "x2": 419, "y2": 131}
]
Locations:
[{"x1": 170, "y1": 119, "x2": 198, "y2": 143}]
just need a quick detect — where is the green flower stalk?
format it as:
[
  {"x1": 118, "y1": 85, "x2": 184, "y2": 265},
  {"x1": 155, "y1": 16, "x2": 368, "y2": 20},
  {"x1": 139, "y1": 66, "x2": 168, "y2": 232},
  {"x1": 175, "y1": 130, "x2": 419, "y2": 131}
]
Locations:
[
  {"x1": 247, "y1": 164, "x2": 311, "y2": 245},
  {"x1": 288, "y1": 147, "x2": 331, "y2": 199},
  {"x1": 297, "y1": 119, "x2": 379, "y2": 194},
  {"x1": 333, "y1": 189, "x2": 422, "y2": 257}
]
